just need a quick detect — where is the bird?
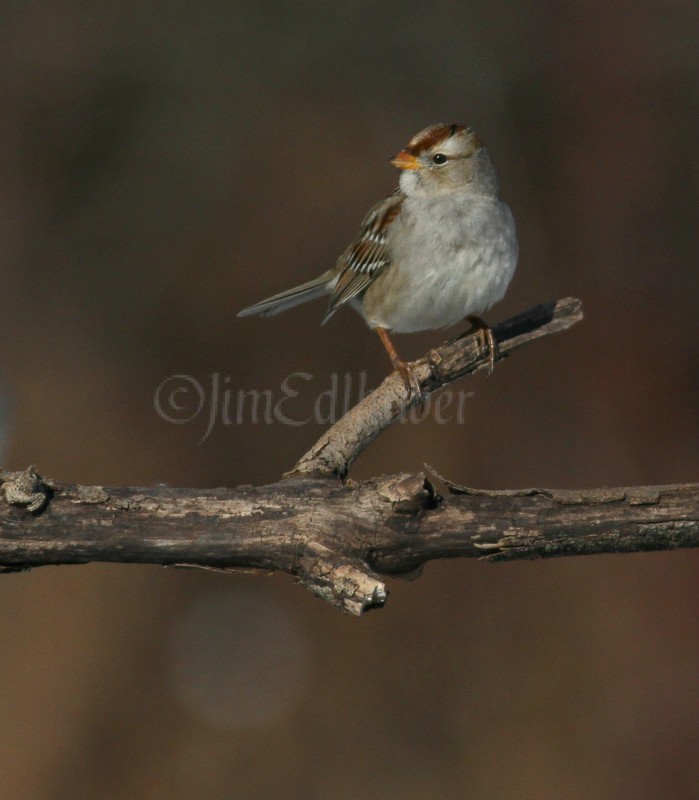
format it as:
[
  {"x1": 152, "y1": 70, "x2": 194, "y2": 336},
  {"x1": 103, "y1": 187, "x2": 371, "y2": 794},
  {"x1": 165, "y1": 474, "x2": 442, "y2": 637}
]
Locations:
[{"x1": 237, "y1": 123, "x2": 518, "y2": 395}]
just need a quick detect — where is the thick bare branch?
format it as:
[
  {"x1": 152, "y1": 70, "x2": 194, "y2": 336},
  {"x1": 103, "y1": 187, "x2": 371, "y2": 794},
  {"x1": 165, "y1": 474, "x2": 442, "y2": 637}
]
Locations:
[
  {"x1": 5, "y1": 297, "x2": 688, "y2": 617},
  {"x1": 1, "y1": 467, "x2": 698, "y2": 616},
  {"x1": 290, "y1": 297, "x2": 583, "y2": 478}
]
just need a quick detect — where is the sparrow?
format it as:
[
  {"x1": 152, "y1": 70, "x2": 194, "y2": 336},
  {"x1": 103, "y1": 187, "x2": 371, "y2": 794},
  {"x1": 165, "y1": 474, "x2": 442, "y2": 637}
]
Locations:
[{"x1": 238, "y1": 123, "x2": 518, "y2": 395}]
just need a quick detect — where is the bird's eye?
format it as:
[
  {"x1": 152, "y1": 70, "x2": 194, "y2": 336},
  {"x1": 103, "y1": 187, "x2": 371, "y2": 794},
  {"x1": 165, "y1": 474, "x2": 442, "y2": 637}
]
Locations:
[{"x1": 432, "y1": 153, "x2": 448, "y2": 165}]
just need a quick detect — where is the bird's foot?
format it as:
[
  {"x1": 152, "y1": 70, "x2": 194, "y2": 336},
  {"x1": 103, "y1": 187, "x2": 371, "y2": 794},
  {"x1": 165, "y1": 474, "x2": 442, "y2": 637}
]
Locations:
[
  {"x1": 465, "y1": 315, "x2": 498, "y2": 376},
  {"x1": 393, "y1": 358, "x2": 423, "y2": 401},
  {"x1": 376, "y1": 326, "x2": 424, "y2": 401}
]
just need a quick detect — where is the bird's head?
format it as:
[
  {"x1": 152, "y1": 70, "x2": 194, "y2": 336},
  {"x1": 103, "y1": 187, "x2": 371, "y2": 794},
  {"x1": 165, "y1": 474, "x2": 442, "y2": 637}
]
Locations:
[{"x1": 391, "y1": 123, "x2": 498, "y2": 198}]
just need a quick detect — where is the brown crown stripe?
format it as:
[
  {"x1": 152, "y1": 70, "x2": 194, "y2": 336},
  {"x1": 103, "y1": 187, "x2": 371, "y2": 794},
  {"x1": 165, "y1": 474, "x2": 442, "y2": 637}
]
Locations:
[{"x1": 406, "y1": 123, "x2": 467, "y2": 155}]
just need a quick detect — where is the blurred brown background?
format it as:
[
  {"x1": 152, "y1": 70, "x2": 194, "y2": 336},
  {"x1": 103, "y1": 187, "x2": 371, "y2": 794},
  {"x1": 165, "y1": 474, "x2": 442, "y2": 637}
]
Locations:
[{"x1": 1, "y1": 1, "x2": 699, "y2": 798}]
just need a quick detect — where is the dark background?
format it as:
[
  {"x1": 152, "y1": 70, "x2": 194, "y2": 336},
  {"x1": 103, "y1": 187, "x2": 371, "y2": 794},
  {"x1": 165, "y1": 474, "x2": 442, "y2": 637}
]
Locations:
[{"x1": 1, "y1": 1, "x2": 699, "y2": 798}]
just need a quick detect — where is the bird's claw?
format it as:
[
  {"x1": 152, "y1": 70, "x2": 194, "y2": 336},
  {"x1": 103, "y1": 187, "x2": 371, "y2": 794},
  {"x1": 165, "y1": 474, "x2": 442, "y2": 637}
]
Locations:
[
  {"x1": 466, "y1": 316, "x2": 498, "y2": 376},
  {"x1": 393, "y1": 359, "x2": 423, "y2": 402}
]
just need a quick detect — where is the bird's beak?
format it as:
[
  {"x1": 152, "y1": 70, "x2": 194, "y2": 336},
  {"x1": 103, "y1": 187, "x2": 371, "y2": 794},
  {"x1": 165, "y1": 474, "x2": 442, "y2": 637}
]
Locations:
[{"x1": 390, "y1": 150, "x2": 421, "y2": 170}]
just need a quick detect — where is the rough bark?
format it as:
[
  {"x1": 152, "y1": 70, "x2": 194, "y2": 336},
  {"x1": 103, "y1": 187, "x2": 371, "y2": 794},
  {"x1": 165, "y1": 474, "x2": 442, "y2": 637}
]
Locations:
[
  {"x1": 291, "y1": 297, "x2": 583, "y2": 478},
  {"x1": 6, "y1": 296, "x2": 691, "y2": 616},
  {"x1": 1, "y1": 466, "x2": 697, "y2": 616}
]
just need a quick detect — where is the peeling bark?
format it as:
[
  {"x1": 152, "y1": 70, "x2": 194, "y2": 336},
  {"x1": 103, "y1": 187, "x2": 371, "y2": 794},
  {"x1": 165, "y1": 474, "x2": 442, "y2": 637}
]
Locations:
[
  {"x1": 1, "y1": 465, "x2": 698, "y2": 615},
  {"x1": 5, "y1": 298, "x2": 687, "y2": 616}
]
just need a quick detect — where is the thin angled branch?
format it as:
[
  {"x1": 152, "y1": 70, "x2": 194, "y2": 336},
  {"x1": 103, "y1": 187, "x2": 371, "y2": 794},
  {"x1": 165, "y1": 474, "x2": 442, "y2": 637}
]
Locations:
[
  {"x1": 290, "y1": 297, "x2": 582, "y2": 478},
  {"x1": 1, "y1": 467, "x2": 698, "y2": 616}
]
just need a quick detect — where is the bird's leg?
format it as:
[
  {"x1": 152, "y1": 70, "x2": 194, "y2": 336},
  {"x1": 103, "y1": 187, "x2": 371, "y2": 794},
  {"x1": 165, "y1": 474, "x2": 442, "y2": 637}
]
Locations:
[
  {"x1": 465, "y1": 315, "x2": 498, "y2": 376},
  {"x1": 376, "y1": 327, "x2": 421, "y2": 399}
]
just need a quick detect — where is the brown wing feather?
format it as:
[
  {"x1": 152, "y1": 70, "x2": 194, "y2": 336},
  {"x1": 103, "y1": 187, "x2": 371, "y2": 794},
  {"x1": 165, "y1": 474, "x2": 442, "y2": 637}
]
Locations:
[{"x1": 323, "y1": 191, "x2": 403, "y2": 323}]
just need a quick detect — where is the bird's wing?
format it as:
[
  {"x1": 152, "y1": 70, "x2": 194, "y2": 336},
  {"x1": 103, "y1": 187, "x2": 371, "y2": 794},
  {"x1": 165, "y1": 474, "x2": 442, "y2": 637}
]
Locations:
[{"x1": 323, "y1": 190, "x2": 404, "y2": 323}]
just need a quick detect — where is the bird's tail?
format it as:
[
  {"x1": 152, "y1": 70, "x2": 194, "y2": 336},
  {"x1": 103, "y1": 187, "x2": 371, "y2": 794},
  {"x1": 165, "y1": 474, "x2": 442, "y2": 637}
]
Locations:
[{"x1": 237, "y1": 271, "x2": 334, "y2": 318}]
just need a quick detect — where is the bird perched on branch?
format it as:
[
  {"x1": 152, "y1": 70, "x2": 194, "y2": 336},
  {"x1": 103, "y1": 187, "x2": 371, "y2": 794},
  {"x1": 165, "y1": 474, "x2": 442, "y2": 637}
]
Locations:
[{"x1": 238, "y1": 123, "x2": 518, "y2": 395}]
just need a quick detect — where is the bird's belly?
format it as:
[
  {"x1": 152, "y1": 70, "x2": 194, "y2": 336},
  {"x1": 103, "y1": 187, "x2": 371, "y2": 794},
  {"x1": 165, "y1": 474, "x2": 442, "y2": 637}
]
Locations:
[{"x1": 362, "y1": 209, "x2": 517, "y2": 333}]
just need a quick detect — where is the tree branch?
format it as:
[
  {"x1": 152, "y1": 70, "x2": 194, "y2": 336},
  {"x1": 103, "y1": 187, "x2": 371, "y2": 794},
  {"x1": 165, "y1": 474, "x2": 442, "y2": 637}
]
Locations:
[
  {"x1": 6, "y1": 296, "x2": 692, "y2": 617},
  {"x1": 1, "y1": 466, "x2": 698, "y2": 615},
  {"x1": 290, "y1": 297, "x2": 583, "y2": 478}
]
